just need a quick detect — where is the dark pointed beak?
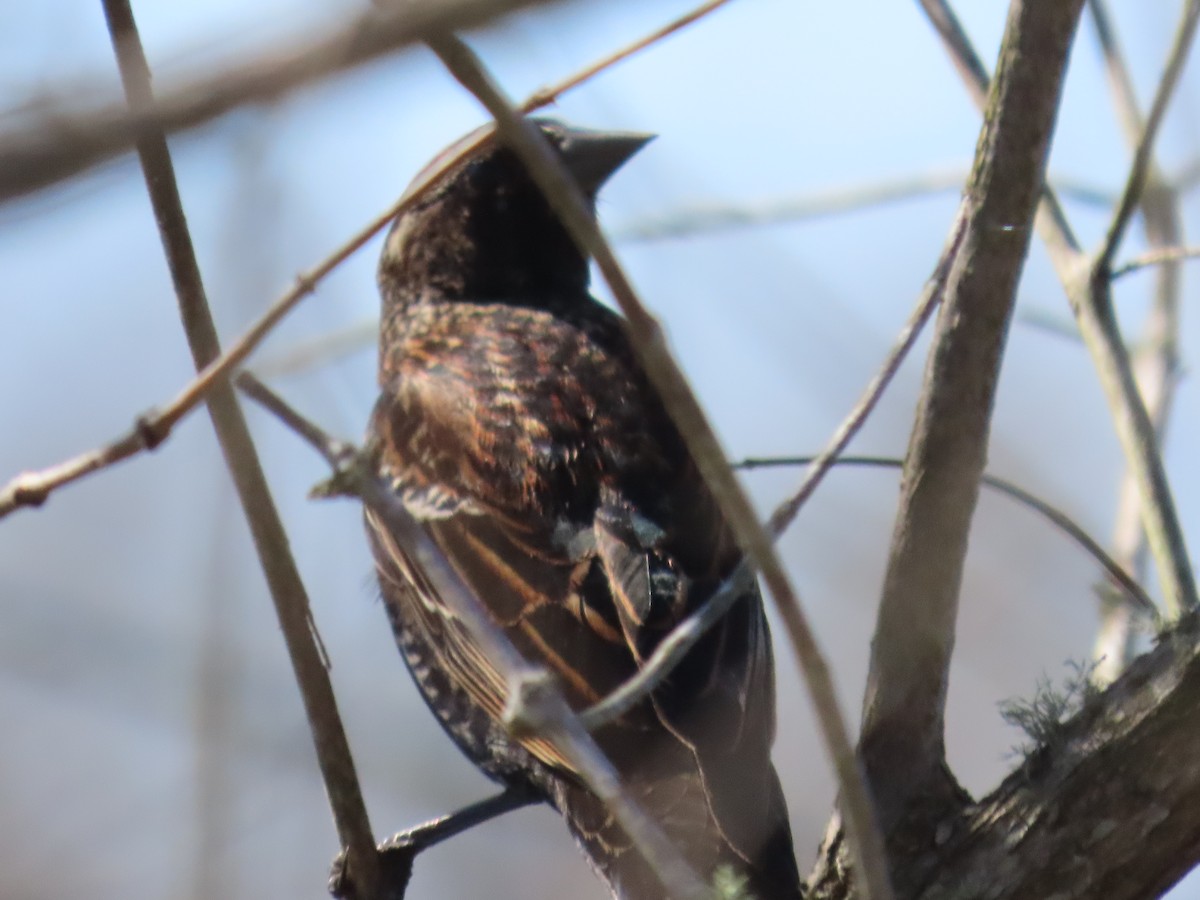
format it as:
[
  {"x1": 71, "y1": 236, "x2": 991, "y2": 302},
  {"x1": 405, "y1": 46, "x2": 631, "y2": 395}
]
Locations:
[{"x1": 557, "y1": 126, "x2": 656, "y2": 194}]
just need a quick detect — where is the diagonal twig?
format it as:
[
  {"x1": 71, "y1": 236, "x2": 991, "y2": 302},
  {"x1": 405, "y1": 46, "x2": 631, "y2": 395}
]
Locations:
[
  {"x1": 1113, "y1": 244, "x2": 1200, "y2": 278},
  {"x1": 0, "y1": 0, "x2": 736, "y2": 520},
  {"x1": 766, "y1": 206, "x2": 965, "y2": 540},
  {"x1": 918, "y1": 0, "x2": 1198, "y2": 622},
  {"x1": 1095, "y1": 0, "x2": 1200, "y2": 273},
  {"x1": 582, "y1": 232, "x2": 966, "y2": 733},
  {"x1": 610, "y1": 169, "x2": 1111, "y2": 243},
  {"x1": 427, "y1": 32, "x2": 894, "y2": 900},
  {"x1": 1, "y1": 0, "x2": 564, "y2": 202},
  {"x1": 1087, "y1": 0, "x2": 1189, "y2": 682},
  {"x1": 236, "y1": 373, "x2": 712, "y2": 900},
  {"x1": 737, "y1": 454, "x2": 1156, "y2": 619},
  {"x1": 100, "y1": 2, "x2": 383, "y2": 897},
  {"x1": 1080, "y1": 0, "x2": 1200, "y2": 619}
]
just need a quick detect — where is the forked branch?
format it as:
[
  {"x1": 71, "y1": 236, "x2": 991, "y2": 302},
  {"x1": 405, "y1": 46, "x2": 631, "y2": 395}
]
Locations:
[{"x1": 860, "y1": 0, "x2": 1086, "y2": 847}]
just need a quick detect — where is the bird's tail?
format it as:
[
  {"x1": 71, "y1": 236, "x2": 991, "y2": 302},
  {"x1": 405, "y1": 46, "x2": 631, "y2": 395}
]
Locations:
[{"x1": 557, "y1": 763, "x2": 802, "y2": 900}]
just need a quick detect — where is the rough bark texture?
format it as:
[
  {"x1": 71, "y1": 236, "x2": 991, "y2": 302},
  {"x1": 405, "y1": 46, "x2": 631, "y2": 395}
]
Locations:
[
  {"x1": 810, "y1": 613, "x2": 1200, "y2": 899},
  {"x1": 859, "y1": 0, "x2": 1087, "y2": 850}
]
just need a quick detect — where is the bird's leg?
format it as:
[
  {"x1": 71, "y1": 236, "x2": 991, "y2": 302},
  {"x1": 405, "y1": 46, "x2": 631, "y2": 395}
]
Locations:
[{"x1": 328, "y1": 784, "x2": 539, "y2": 900}]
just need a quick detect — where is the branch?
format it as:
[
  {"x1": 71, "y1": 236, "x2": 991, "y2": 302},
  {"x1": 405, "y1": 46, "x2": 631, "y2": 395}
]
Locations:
[
  {"x1": 100, "y1": 3, "x2": 383, "y2": 896},
  {"x1": 427, "y1": 33, "x2": 894, "y2": 900},
  {"x1": 918, "y1": 0, "x2": 1084, "y2": 270},
  {"x1": 1076, "y1": 0, "x2": 1200, "y2": 620},
  {"x1": 585, "y1": 443, "x2": 1162, "y2": 739},
  {"x1": 860, "y1": 0, "x2": 1086, "y2": 846},
  {"x1": 911, "y1": 614, "x2": 1200, "y2": 900},
  {"x1": 1113, "y1": 244, "x2": 1200, "y2": 278},
  {"x1": 765, "y1": 206, "x2": 965, "y2": 541},
  {"x1": 580, "y1": 224, "x2": 972, "y2": 740},
  {"x1": 236, "y1": 374, "x2": 712, "y2": 900},
  {"x1": 611, "y1": 170, "x2": 1112, "y2": 243},
  {"x1": 1087, "y1": 0, "x2": 1189, "y2": 684},
  {"x1": 1094, "y1": 0, "x2": 1200, "y2": 272},
  {"x1": 329, "y1": 787, "x2": 539, "y2": 900},
  {"x1": 0, "y1": 0, "x2": 732, "y2": 519},
  {"x1": 737, "y1": 455, "x2": 1156, "y2": 619},
  {"x1": 920, "y1": 0, "x2": 1198, "y2": 630},
  {"x1": 0, "y1": 0, "x2": 575, "y2": 202}
]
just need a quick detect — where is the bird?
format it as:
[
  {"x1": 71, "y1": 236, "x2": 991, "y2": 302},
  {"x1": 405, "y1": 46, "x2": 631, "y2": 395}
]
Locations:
[{"x1": 363, "y1": 119, "x2": 801, "y2": 899}]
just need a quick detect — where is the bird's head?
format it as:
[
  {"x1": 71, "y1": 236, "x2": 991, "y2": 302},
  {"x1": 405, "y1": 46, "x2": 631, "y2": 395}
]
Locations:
[{"x1": 378, "y1": 119, "x2": 653, "y2": 308}]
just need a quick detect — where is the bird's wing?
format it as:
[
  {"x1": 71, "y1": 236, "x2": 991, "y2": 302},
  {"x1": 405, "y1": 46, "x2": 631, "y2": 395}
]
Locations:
[{"x1": 371, "y1": 305, "x2": 780, "y2": 858}]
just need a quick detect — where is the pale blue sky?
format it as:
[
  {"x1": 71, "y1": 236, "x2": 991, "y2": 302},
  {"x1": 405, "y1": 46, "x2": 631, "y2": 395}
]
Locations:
[{"x1": 1, "y1": 1, "x2": 1198, "y2": 897}]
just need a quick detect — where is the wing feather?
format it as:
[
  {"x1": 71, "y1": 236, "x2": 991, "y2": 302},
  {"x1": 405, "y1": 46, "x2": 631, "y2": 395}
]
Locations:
[{"x1": 372, "y1": 301, "x2": 781, "y2": 862}]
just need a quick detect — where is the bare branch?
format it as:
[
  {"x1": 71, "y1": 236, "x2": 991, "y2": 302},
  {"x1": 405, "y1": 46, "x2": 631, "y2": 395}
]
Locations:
[
  {"x1": 913, "y1": 614, "x2": 1200, "y2": 900},
  {"x1": 236, "y1": 373, "x2": 712, "y2": 900},
  {"x1": 861, "y1": 0, "x2": 1086, "y2": 845},
  {"x1": 918, "y1": 0, "x2": 1084, "y2": 265},
  {"x1": 0, "y1": 0, "x2": 573, "y2": 202},
  {"x1": 1069, "y1": 1, "x2": 1200, "y2": 622},
  {"x1": 584, "y1": 443, "x2": 1160, "y2": 740},
  {"x1": 427, "y1": 32, "x2": 893, "y2": 900},
  {"x1": 0, "y1": 1, "x2": 730, "y2": 519},
  {"x1": 916, "y1": 0, "x2": 990, "y2": 108},
  {"x1": 1112, "y1": 244, "x2": 1200, "y2": 279},
  {"x1": 523, "y1": 0, "x2": 736, "y2": 108},
  {"x1": 1095, "y1": 0, "x2": 1200, "y2": 273},
  {"x1": 738, "y1": 455, "x2": 1156, "y2": 619},
  {"x1": 580, "y1": 564, "x2": 756, "y2": 731},
  {"x1": 766, "y1": 206, "x2": 965, "y2": 540},
  {"x1": 611, "y1": 170, "x2": 1111, "y2": 244},
  {"x1": 1087, "y1": 0, "x2": 1189, "y2": 683},
  {"x1": 580, "y1": 217, "x2": 972, "y2": 735},
  {"x1": 100, "y1": 3, "x2": 384, "y2": 896},
  {"x1": 920, "y1": 0, "x2": 1198, "y2": 627}
]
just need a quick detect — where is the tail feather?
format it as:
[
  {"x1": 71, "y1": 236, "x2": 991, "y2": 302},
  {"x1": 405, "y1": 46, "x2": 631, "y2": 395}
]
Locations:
[{"x1": 558, "y1": 766, "x2": 802, "y2": 900}]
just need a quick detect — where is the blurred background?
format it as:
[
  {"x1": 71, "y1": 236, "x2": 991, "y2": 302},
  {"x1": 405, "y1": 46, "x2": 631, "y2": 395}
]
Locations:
[{"x1": 2, "y1": 0, "x2": 1199, "y2": 897}]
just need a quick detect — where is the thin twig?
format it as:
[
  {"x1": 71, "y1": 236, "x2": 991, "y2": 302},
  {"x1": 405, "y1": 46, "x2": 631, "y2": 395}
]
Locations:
[
  {"x1": 613, "y1": 170, "x2": 1112, "y2": 243},
  {"x1": 586, "y1": 441, "x2": 1163, "y2": 733},
  {"x1": 523, "y1": 0, "x2": 735, "y2": 108},
  {"x1": 236, "y1": 373, "x2": 712, "y2": 900},
  {"x1": 1095, "y1": 0, "x2": 1200, "y2": 273},
  {"x1": 918, "y1": 0, "x2": 1084, "y2": 266},
  {"x1": 919, "y1": 0, "x2": 1198, "y2": 622},
  {"x1": 100, "y1": 3, "x2": 384, "y2": 897},
  {"x1": 1112, "y1": 245, "x2": 1200, "y2": 279},
  {"x1": 583, "y1": 216, "x2": 962, "y2": 733},
  {"x1": 1087, "y1": 0, "x2": 1187, "y2": 682},
  {"x1": 427, "y1": 32, "x2": 893, "y2": 900},
  {"x1": 917, "y1": 0, "x2": 990, "y2": 107},
  {"x1": 0, "y1": 0, "x2": 734, "y2": 519},
  {"x1": 0, "y1": 0, "x2": 563, "y2": 202},
  {"x1": 1080, "y1": 0, "x2": 1200, "y2": 619},
  {"x1": 739, "y1": 454, "x2": 1156, "y2": 618},
  {"x1": 767, "y1": 206, "x2": 966, "y2": 539},
  {"x1": 581, "y1": 564, "x2": 756, "y2": 730}
]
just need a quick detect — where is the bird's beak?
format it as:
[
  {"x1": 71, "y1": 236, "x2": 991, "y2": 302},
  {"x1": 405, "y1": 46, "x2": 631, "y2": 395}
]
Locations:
[{"x1": 558, "y1": 127, "x2": 656, "y2": 194}]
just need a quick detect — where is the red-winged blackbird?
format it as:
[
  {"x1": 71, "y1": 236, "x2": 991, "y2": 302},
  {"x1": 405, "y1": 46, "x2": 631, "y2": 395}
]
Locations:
[{"x1": 366, "y1": 120, "x2": 801, "y2": 899}]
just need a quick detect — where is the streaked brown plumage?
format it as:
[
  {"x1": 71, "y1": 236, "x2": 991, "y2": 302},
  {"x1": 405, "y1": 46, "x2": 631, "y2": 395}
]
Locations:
[{"x1": 367, "y1": 120, "x2": 800, "y2": 899}]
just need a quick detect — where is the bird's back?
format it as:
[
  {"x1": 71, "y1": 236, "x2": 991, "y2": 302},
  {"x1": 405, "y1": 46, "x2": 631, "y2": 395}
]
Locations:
[{"x1": 369, "y1": 297, "x2": 801, "y2": 899}]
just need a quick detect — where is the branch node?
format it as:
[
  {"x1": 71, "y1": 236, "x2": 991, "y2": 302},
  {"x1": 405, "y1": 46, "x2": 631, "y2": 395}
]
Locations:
[
  {"x1": 11, "y1": 480, "x2": 49, "y2": 508},
  {"x1": 135, "y1": 411, "x2": 167, "y2": 450}
]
